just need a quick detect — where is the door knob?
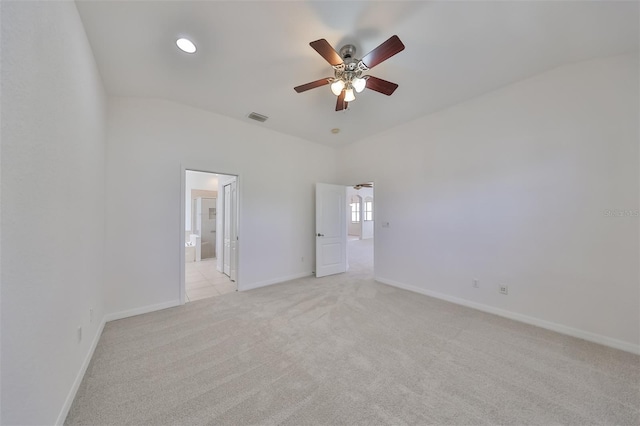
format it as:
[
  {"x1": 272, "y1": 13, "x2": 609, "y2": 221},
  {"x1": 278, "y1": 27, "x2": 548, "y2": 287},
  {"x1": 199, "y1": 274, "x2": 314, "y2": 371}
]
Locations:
[{"x1": 317, "y1": 233, "x2": 324, "y2": 237}]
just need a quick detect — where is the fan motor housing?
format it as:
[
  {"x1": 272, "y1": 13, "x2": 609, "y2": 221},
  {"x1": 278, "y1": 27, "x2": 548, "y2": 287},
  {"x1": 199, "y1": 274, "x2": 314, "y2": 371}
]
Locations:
[
  {"x1": 339, "y1": 44, "x2": 357, "y2": 59},
  {"x1": 339, "y1": 45, "x2": 359, "y2": 71}
]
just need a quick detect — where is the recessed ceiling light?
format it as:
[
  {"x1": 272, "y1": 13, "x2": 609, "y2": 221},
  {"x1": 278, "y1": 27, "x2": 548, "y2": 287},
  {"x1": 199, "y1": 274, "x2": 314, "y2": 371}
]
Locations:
[
  {"x1": 176, "y1": 38, "x2": 196, "y2": 54},
  {"x1": 331, "y1": 128, "x2": 340, "y2": 134}
]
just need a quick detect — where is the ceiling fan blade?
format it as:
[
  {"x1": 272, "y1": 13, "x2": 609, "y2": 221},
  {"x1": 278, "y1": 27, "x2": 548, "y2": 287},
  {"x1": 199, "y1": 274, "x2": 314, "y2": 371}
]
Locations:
[
  {"x1": 294, "y1": 78, "x2": 331, "y2": 93},
  {"x1": 365, "y1": 76, "x2": 399, "y2": 96},
  {"x1": 310, "y1": 39, "x2": 343, "y2": 66},
  {"x1": 335, "y1": 90, "x2": 348, "y2": 111},
  {"x1": 360, "y1": 35, "x2": 405, "y2": 69}
]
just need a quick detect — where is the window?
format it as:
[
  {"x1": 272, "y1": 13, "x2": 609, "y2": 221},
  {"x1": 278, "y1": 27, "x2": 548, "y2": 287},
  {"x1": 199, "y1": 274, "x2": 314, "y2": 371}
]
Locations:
[
  {"x1": 364, "y1": 199, "x2": 373, "y2": 221},
  {"x1": 350, "y1": 202, "x2": 360, "y2": 223}
]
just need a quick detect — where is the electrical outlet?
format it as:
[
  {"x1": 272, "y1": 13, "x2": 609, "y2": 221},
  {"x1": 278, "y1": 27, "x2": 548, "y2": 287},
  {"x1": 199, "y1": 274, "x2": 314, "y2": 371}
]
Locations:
[
  {"x1": 77, "y1": 326, "x2": 83, "y2": 342},
  {"x1": 301, "y1": 257, "x2": 304, "y2": 262},
  {"x1": 473, "y1": 279, "x2": 479, "y2": 288},
  {"x1": 499, "y1": 285, "x2": 508, "y2": 295},
  {"x1": 381, "y1": 221, "x2": 390, "y2": 228}
]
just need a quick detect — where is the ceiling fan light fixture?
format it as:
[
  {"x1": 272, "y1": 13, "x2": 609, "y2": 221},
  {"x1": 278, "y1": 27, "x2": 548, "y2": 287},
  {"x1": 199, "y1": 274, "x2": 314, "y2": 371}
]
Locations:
[
  {"x1": 330, "y1": 79, "x2": 345, "y2": 96},
  {"x1": 294, "y1": 35, "x2": 404, "y2": 110},
  {"x1": 176, "y1": 37, "x2": 196, "y2": 54},
  {"x1": 344, "y1": 88, "x2": 356, "y2": 102},
  {"x1": 352, "y1": 77, "x2": 366, "y2": 93}
]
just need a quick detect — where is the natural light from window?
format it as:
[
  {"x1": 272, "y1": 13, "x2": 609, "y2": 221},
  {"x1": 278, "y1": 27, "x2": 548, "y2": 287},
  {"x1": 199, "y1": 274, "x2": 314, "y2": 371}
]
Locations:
[
  {"x1": 350, "y1": 202, "x2": 360, "y2": 223},
  {"x1": 364, "y1": 200, "x2": 373, "y2": 221}
]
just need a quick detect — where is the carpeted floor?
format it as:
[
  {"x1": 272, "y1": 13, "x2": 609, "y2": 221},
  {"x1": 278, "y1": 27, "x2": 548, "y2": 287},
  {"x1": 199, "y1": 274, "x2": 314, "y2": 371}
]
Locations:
[{"x1": 66, "y1": 239, "x2": 639, "y2": 425}]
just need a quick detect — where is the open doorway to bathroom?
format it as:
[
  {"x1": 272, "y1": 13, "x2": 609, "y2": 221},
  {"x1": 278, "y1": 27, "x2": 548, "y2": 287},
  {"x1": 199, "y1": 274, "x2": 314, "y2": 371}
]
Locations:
[
  {"x1": 183, "y1": 170, "x2": 238, "y2": 302},
  {"x1": 346, "y1": 182, "x2": 374, "y2": 275}
]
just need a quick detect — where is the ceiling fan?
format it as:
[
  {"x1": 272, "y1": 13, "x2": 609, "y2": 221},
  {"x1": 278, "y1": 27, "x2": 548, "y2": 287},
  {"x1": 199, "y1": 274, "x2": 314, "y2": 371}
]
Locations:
[
  {"x1": 294, "y1": 35, "x2": 405, "y2": 111},
  {"x1": 353, "y1": 183, "x2": 373, "y2": 190}
]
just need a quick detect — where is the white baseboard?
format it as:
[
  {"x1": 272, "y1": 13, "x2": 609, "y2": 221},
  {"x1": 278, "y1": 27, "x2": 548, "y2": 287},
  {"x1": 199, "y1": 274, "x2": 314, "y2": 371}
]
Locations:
[
  {"x1": 104, "y1": 299, "x2": 182, "y2": 322},
  {"x1": 54, "y1": 299, "x2": 182, "y2": 425},
  {"x1": 55, "y1": 317, "x2": 106, "y2": 425},
  {"x1": 376, "y1": 276, "x2": 640, "y2": 355},
  {"x1": 55, "y1": 300, "x2": 180, "y2": 425},
  {"x1": 239, "y1": 272, "x2": 313, "y2": 292}
]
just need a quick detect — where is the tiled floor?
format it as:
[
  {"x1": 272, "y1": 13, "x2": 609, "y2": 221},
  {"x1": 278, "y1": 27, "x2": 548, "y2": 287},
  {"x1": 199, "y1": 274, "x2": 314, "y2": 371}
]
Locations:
[
  {"x1": 185, "y1": 238, "x2": 370, "y2": 303},
  {"x1": 185, "y1": 258, "x2": 236, "y2": 302}
]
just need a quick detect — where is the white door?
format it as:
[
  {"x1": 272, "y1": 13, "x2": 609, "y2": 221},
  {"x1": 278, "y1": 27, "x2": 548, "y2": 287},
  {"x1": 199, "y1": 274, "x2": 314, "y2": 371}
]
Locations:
[
  {"x1": 229, "y1": 181, "x2": 238, "y2": 282},
  {"x1": 316, "y1": 183, "x2": 347, "y2": 277},
  {"x1": 223, "y1": 184, "x2": 231, "y2": 276}
]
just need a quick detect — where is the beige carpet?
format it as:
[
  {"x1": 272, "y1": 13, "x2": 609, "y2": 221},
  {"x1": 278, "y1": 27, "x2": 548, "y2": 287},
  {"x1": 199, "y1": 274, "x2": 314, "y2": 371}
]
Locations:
[{"x1": 66, "y1": 239, "x2": 639, "y2": 425}]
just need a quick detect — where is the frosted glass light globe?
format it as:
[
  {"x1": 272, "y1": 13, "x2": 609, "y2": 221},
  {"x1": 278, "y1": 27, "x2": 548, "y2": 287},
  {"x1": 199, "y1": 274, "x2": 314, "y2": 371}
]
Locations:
[
  {"x1": 344, "y1": 88, "x2": 356, "y2": 102},
  {"x1": 352, "y1": 77, "x2": 366, "y2": 93},
  {"x1": 330, "y1": 80, "x2": 345, "y2": 96}
]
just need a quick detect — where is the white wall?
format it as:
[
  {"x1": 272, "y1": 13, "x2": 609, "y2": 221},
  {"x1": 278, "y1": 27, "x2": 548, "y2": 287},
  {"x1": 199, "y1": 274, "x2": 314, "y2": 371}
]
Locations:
[
  {"x1": 338, "y1": 53, "x2": 639, "y2": 351},
  {"x1": 185, "y1": 170, "x2": 218, "y2": 232},
  {"x1": 1, "y1": 1, "x2": 107, "y2": 424},
  {"x1": 105, "y1": 98, "x2": 337, "y2": 314}
]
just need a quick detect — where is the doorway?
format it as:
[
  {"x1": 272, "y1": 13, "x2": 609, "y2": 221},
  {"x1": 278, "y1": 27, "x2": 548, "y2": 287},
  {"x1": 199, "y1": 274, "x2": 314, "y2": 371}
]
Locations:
[
  {"x1": 314, "y1": 182, "x2": 374, "y2": 278},
  {"x1": 346, "y1": 182, "x2": 374, "y2": 274},
  {"x1": 182, "y1": 170, "x2": 238, "y2": 303}
]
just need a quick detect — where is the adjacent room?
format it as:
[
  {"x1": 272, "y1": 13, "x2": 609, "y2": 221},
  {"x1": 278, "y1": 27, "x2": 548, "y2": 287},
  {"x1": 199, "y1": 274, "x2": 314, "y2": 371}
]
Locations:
[
  {"x1": 2, "y1": 1, "x2": 638, "y2": 425},
  {"x1": 347, "y1": 182, "x2": 375, "y2": 275},
  {"x1": 184, "y1": 170, "x2": 237, "y2": 302}
]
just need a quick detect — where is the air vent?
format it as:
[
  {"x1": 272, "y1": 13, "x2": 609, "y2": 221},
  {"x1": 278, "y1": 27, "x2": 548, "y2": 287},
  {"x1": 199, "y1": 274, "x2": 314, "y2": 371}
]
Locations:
[{"x1": 247, "y1": 112, "x2": 268, "y2": 123}]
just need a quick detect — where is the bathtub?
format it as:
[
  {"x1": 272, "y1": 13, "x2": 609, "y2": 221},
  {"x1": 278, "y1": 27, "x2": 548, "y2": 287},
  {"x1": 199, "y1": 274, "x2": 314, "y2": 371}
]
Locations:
[{"x1": 185, "y1": 243, "x2": 196, "y2": 262}]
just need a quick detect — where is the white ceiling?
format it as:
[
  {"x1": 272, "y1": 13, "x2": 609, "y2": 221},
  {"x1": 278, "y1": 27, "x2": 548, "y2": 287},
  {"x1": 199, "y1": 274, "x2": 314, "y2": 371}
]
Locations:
[{"x1": 76, "y1": 0, "x2": 638, "y2": 148}]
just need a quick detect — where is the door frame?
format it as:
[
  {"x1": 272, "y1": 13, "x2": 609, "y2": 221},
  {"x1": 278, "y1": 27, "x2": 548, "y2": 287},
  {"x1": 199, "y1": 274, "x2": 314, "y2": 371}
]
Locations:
[
  {"x1": 219, "y1": 174, "x2": 238, "y2": 281},
  {"x1": 222, "y1": 182, "x2": 231, "y2": 275},
  {"x1": 180, "y1": 165, "x2": 241, "y2": 305}
]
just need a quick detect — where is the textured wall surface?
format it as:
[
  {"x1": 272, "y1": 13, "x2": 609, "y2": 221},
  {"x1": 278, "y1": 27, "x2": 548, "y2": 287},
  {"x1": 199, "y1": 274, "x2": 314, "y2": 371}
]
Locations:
[
  {"x1": 339, "y1": 53, "x2": 639, "y2": 351},
  {"x1": 1, "y1": 1, "x2": 107, "y2": 424}
]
